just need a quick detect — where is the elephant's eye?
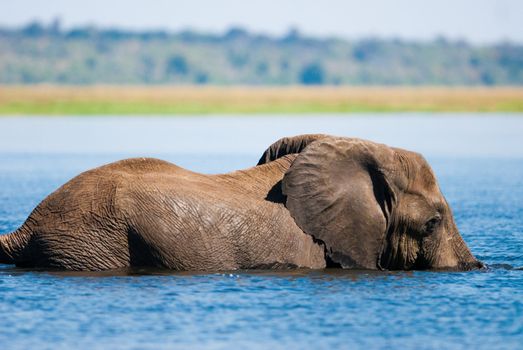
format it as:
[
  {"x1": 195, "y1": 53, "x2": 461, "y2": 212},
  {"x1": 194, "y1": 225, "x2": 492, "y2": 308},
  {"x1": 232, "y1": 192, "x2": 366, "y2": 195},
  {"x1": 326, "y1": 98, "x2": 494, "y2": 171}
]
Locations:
[{"x1": 423, "y1": 216, "x2": 441, "y2": 235}]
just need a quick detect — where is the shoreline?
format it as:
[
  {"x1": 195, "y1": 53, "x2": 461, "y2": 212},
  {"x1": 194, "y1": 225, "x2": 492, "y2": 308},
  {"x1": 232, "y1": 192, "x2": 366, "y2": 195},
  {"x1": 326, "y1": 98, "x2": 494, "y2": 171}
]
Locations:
[{"x1": 1, "y1": 86, "x2": 522, "y2": 114}]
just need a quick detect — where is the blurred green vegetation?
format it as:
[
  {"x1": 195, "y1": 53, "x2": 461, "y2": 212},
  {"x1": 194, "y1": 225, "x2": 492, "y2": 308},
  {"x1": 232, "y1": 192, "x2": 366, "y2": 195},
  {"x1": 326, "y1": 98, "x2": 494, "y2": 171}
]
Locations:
[
  {"x1": 0, "y1": 21, "x2": 521, "y2": 85},
  {"x1": 1, "y1": 86, "x2": 522, "y2": 114}
]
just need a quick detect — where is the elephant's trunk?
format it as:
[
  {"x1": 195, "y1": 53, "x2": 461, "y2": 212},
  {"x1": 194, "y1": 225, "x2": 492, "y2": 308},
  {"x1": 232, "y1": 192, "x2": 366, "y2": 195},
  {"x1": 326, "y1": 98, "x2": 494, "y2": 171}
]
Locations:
[
  {"x1": 448, "y1": 216, "x2": 483, "y2": 270},
  {"x1": 0, "y1": 228, "x2": 28, "y2": 264},
  {"x1": 452, "y1": 230, "x2": 484, "y2": 270}
]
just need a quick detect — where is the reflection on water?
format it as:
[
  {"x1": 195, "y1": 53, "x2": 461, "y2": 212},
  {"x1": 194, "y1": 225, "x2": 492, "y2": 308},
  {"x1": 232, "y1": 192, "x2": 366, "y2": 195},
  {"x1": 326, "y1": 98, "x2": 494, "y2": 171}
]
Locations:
[{"x1": 0, "y1": 115, "x2": 522, "y2": 349}]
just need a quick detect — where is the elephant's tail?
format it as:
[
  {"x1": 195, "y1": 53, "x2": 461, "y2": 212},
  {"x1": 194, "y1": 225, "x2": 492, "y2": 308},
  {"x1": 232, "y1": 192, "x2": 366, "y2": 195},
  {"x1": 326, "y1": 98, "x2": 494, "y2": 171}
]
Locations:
[{"x1": 0, "y1": 228, "x2": 28, "y2": 264}]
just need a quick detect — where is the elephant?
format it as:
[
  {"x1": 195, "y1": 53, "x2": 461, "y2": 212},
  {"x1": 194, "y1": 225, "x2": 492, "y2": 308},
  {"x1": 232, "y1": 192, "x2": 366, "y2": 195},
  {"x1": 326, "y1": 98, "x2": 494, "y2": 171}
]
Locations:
[{"x1": 0, "y1": 134, "x2": 482, "y2": 271}]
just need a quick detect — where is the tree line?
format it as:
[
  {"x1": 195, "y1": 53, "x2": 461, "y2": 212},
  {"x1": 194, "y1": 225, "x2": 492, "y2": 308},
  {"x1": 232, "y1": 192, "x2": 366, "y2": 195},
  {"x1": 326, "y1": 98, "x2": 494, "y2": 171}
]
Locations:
[{"x1": 0, "y1": 21, "x2": 521, "y2": 85}]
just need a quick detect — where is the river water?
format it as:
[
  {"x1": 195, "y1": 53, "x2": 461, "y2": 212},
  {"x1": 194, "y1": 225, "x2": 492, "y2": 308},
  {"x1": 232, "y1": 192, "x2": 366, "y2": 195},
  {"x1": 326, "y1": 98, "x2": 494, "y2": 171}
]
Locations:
[{"x1": 0, "y1": 114, "x2": 522, "y2": 349}]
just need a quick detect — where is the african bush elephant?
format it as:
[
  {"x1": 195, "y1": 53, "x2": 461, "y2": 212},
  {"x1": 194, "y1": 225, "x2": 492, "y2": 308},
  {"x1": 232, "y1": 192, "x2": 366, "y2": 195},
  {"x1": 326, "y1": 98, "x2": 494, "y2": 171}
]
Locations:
[{"x1": 0, "y1": 134, "x2": 482, "y2": 271}]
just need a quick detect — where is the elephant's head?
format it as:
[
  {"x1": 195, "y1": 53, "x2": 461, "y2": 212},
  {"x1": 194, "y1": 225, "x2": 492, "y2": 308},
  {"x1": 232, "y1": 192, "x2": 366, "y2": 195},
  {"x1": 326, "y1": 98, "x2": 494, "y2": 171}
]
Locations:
[{"x1": 258, "y1": 134, "x2": 482, "y2": 271}]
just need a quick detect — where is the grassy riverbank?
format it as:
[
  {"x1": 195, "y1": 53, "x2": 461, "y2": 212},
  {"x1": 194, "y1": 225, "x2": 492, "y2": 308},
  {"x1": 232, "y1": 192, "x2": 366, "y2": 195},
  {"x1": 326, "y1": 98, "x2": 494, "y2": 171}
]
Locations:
[{"x1": 0, "y1": 86, "x2": 522, "y2": 115}]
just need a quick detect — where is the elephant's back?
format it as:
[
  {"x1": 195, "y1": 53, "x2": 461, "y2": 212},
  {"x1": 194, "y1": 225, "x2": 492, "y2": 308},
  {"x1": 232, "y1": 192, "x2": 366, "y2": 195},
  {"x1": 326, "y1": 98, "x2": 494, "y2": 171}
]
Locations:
[
  {"x1": 15, "y1": 157, "x2": 189, "y2": 269},
  {"x1": 36, "y1": 157, "x2": 197, "y2": 214},
  {"x1": 29, "y1": 157, "x2": 207, "y2": 223},
  {"x1": 98, "y1": 157, "x2": 186, "y2": 174},
  {"x1": 30, "y1": 158, "x2": 182, "y2": 212}
]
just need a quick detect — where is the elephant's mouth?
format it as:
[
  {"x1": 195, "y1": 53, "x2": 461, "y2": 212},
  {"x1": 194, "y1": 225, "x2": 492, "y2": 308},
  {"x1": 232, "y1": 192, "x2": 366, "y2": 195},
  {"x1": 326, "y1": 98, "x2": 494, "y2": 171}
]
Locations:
[
  {"x1": 458, "y1": 260, "x2": 485, "y2": 271},
  {"x1": 410, "y1": 254, "x2": 431, "y2": 270},
  {"x1": 382, "y1": 257, "x2": 484, "y2": 271},
  {"x1": 410, "y1": 255, "x2": 485, "y2": 271},
  {"x1": 382, "y1": 256, "x2": 427, "y2": 271}
]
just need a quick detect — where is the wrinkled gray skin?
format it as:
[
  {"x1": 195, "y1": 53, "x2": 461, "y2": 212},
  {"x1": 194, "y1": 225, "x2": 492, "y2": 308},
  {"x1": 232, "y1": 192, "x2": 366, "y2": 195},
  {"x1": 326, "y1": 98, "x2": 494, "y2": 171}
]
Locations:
[{"x1": 0, "y1": 134, "x2": 482, "y2": 271}]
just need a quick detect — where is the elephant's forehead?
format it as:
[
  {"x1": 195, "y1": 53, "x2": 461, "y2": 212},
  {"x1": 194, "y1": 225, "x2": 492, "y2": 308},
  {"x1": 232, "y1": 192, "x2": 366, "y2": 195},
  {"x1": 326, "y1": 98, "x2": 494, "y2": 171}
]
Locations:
[
  {"x1": 405, "y1": 175, "x2": 443, "y2": 210},
  {"x1": 393, "y1": 149, "x2": 438, "y2": 189},
  {"x1": 412, "y1": 161, "x2": 438, "y2": 189}
]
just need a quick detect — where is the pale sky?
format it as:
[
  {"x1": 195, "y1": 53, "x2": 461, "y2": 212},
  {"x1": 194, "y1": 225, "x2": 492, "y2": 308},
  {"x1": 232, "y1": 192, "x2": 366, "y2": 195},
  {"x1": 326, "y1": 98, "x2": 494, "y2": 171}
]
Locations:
[{"x1": 3, "y1": 0, "x2": 523, "y2": 43}]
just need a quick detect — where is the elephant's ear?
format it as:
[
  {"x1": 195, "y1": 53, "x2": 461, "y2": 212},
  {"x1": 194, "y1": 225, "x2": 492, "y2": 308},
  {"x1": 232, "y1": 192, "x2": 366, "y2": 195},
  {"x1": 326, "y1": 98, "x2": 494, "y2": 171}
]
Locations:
[
  {"x1": 257, "y1": 134, "x2": 328, "y2": 165},
  {"x1": 282, "y1": 137, "x2": 396, "y2": 269}
]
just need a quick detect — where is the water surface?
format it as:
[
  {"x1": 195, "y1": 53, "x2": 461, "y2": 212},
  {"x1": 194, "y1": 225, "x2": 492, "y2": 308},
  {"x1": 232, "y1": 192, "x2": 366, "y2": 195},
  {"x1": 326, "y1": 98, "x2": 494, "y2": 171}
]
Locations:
[{"x1": 0, "y1": 114, "x2": 522, "y2": 349}]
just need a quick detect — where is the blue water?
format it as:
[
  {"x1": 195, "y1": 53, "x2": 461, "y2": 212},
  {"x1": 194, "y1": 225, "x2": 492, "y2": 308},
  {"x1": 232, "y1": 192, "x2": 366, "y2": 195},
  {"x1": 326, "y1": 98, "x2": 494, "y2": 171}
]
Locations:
[{"x1": 0, "y1": 115, "x2": 522, "y2": 349}]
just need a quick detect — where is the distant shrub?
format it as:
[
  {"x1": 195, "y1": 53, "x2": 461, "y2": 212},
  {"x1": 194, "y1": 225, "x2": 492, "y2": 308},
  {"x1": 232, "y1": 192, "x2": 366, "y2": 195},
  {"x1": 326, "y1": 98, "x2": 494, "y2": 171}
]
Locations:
[
  {"x1": 280, "y1": 59, "x2": 290, "y2": 71},
  {"x1": 21, "y1": 21, "x2": 46, "y2": 37},
  {"x1": 480, "y1": 72, "x2": 495, "y2": 85},
  {"x1": 85, "y1": 58, "x2": 97, "y2": 70},
  {"x1": 299, "y1": 63, "x2": 325, "y2": 85},
  {"x1": 256, "y1": 62, "x2": 269, "y2": 75},
  {"x1": 352, "y1": 39, "x2": 381, "y2": 62},
  {"x1": 224, "y1": 27, "x2": 249, "y2": 41},
  {"x1": 227, "y1": 50, "x2": 249, "y2": 68},
  {"x1": 281, "y1": 28, "x2": 301, "y2": 44},
  {"x1": 166, "y1": 55, "x2": 189, "y2": 75},
  {"x1": 66, "y1": 27, "x2": 96, "y2": 39},
  {"x1": 195, "y1": 72, "x2": 209, "y2": 84},
  {"x1": 496, "y1": 44, "x2": 523, "y2": 72}
]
